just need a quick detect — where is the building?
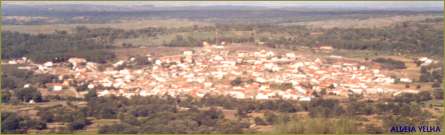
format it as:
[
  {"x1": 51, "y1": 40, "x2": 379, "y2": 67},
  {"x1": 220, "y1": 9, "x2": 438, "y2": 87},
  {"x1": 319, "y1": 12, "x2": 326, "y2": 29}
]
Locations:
[
  {"x1": 314, "y1": 45, "x2": 334, "y2": 53},
  {"x1": 46, "y1": 83, "x2": 64, "y2": 91}
]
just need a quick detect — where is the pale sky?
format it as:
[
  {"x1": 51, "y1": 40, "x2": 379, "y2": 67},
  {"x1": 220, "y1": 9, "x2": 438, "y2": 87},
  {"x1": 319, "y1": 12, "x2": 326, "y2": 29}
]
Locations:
[{"x1": 3, "y1": 1, "x2": 443, "y2": 9}]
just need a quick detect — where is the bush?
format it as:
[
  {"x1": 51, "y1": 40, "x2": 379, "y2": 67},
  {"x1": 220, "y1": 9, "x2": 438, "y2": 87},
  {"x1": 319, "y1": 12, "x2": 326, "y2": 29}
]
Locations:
[
  {"x1": 2, "y1": 91, "x2": 12, "y2": 103},
  {"x1": 372, "y1": 58, "x2": 406, "y2": 69},
  {"x1": 264, "y1": 111, "x2": 278, "y2": 124},
  {"x1": 230, "y1": 77, "x2": 243, "y2": 86},
  {"x1": 68, "y1": 119, "x2": 88, "y2": 130},
  {"x1": 365, "y1": 124, "x2": 384, "y2": 134},
  {"x1": 1, "y1": 111, "x2": 46, "y2": 133},
  {"x1": 433, "y1": 88, "x2": 443, "y2": 99},
  {"x1": 416, "y1": 91, "x2": 432, "y2": 101},
  {"x1": 99, "y1": 123, "x2": 138, "y2": 134},
  {"x1": 254, "y1": 117, "x2": 268, "y2": 125},
  {"x1": 1, "y1": 112, "x2": 22, "y2": 133},
  {"x1": 308, "y1": 98, "x2": 345, "y2": 117},
  {"x1": 15, "y1": 87, "x2": 42, "y2": 102},
  {"x1": 37, "y1": 110, "x2": 54, "y2": 123}
]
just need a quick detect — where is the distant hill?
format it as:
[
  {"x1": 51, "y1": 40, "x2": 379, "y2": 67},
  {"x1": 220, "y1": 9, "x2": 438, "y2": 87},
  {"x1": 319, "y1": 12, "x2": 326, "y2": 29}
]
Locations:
[{"x1": 2, "y1": 4, "x2": 442, "y2": 25}]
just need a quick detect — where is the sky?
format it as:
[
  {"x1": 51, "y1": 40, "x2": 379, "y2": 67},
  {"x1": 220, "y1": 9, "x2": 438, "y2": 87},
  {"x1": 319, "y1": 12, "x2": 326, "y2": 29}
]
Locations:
[{"x1": 2, "y1": 1, "x2": 443, "y2": 11}]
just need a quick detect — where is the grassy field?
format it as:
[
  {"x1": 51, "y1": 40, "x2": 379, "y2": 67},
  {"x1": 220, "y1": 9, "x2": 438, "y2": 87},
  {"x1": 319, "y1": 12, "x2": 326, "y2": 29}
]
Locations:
[{"x1": 2, "y1": 19, "x2": 214, "y2": 34}]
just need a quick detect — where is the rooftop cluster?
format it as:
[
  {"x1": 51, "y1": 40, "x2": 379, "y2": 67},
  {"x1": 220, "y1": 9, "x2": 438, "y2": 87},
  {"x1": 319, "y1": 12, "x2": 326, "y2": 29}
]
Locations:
[{"x1": 9, "y1": 44, "x2": 409, "y2": 101}]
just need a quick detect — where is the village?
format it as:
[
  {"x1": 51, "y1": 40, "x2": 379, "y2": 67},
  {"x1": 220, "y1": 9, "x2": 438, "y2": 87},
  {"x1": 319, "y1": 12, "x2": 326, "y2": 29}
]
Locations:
[{"x1": 6, "y1": 42, "x2": 431, "y2": 102}]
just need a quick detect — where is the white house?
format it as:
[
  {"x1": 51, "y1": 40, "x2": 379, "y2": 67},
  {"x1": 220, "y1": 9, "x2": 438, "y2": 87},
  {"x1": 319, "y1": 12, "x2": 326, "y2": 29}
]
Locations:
[
  {"x1": 400, "y1": 78, "x2": 413, "y2": 83},
  {"x1": 228, "y1": 91, "x2": 246, "y2": 99},
  {"x1": 255, "y1": 93, "x2": 269, "y2": 100},
  {"x1": 298, "y1": 96, "x2": 311, "y2": 101}
]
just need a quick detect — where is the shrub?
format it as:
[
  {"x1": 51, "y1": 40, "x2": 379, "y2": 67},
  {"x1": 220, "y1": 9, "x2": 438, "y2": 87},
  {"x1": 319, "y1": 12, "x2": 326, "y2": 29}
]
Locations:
[{"x1": 372, "y1": 58, "x2": 406, "y2": 69}]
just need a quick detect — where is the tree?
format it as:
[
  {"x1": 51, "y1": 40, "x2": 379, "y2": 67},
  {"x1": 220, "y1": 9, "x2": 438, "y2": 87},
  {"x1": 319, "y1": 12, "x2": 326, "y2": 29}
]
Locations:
[
  {"x1": 372, "y1": 58, "x2": 406, "y2": 70},
  {"x1": 230, "y1": 77, "x2": 243, "y2": 86},
  {"x1": 416, "y1": 85, "x2": 422, "y2": 89},
  {"x1": 1, "y1": 112, "x2": 22, "y2": 133},
  {"x1": 365, "y1": 124, "x2": 384, "y2": 134},
  {"x1": 254, "y1": 117, "x2": 268, "y2": 125},
  {"x1": 416, "y1": 91, "x2": 432, "y2": 101},
  {"x1": 31, "y1": 120, "x2": 47, "y2": 130},
  {"x1": 1, "y1": 77, "x2": 17, "y2": 89},
  {"x1": 394, "y1": 93, "x2": 417, "y2": 103},
  {"x1": 308, "y1": 99, "x2": 344, "y2": 117},
  {"x1": 196, "y1": 107, "x2": 224, "y2": 127},
  {"x1": 68, "y1": 119, "x2": 88, "y2": 130},
  {"x1": 38, "y1": 110, "x2": 54, "y2": 123},
  {"x1": 320, "y1": 89, "x2": 327, "y2": 95},
  {"x1": 2, "y1": 91, "x2": 12, "y2": 103},
  {"x1": 21, "y1": 119, "x2": 47, "y2": 130},
  {"x1": 98, "y1": 123, "x2": 138, "y2": 134},
  {"x1": 119, "y1": 113, "x2": 140, "y2": 126},
  {"x1": 133, "y1": 55, "x2": 152, "y2": 66},
  {"x1": 15, "y1": 87, "x2": 42, "y2": 102},
  {"x1": 433, "y1": 88, "x2": 443, "y2": 99},
  {"x1": 85, "y1": 89, "x2": 97, "y2": 101},
  {"x1": 0, "y1": 111, "x2": 45, "y2": 133},
  {"x1": 278, "y1": 101, "x2": 297, "y2": 113},
  {"x1": 432, "y1": 82, "x2": 441, "y2": 88},
  {"x1": 264, "y1": 111, "x2": 278, "y2": 124}
]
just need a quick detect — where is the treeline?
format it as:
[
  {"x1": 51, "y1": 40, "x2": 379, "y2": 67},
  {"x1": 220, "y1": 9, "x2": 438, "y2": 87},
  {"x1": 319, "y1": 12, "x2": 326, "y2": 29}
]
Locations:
[
  {"x1": 187, "y1": 20, "x2": 443, "y2": 57},
  {"x1": 2, "y1": 30, "x2": 116, "y2": 63},
  {"x1": 372, "y1": 58, "x2": 406, "y2": 69},
  {"x1": 167, "y1": 19, "x2": 442, "y2": 56},
  {"x1": 317, "y1": 21, "x2": 443, "y2": 56},
  {"x1": 260, "y1": 19, "x2": 443, "y2": 56},
  {"x1": 72, "y1": 26, "x2": 166, "y2": 41},
  {"x1": 2, "y1": 26, "x2": 194, "y2": 63}
]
